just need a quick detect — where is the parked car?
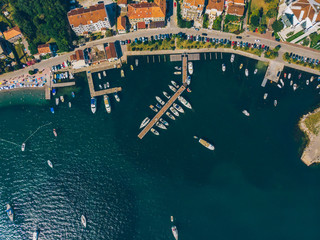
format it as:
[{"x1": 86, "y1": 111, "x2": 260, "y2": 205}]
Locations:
[{"x1": 236, "y1": 36, "x2": 242, "y2": 39}]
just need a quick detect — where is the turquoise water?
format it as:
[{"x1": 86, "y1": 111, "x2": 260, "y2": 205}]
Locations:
[{"x1": 1, "y1": 53, "x2": 320, "y2": 239}]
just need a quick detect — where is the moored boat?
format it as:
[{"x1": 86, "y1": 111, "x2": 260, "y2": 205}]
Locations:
[
  {"x1": 52, "y1": 88, "x2": 56, "y2": 96},
  {"x1": 311, "y1": 76, "x2": 314, "y2": 82},
  {"x1": 188, "y1": 62, "x2": 193, "y2": 75},
  {"x1": 107, "y1": 82, "x2": 110, "y2": 88},
  {"x1": 284, "y1": 73, "x2": 286, "y2": 78},
  {"x1": 55, "y1": 98, "x2": 59, "y2": 105},
  {"x1": 21, "y1": 143, "x2": 25, "y2": 151},
  {"x1": 60, "y1": 95, "x2": 64, "y2": 102},
  {"x1": 274, "y1": 100, "x2": 277, "y2": 107},
  {"x1": 316, "y1": 84, "x2": 320, "y2": 89},
  {"x1": 98, "y1": 73, "x2": 101, "y2": 79},
  {"x1": 170, "y1": 106, "x2": 179, "y2": 116},
  {"x1": 173, "y1": 103, "x2": 184, "y2": 113},
  {"x1": 194, "y1": 136, "x2": 214, "y2": 150},
  {"x1": 174, "y1": 71, "x2": 181, "y2": 75},
  {"x1": 163, "y1": 91, "x2": 171, "y2": 99},
  {"x1": 239, "y1": 63, "x2": 243, "y2": 69},
  {"x1": 81, "y1": 215, "x2": 86, "y2": 228},
  {"x1": 242, "y1": 110, "x2": 250, "y2": 116},
  {"x1": 230, "y1": 54, "x2": 235, "y2": 63},
  {"x1": 172, "y1": 226, "x2": 178, "y2": 240},
  {"x1": 156, "y1": 122, "x2": 167, "y2": 130},
  {"x1": 293, "y1": 83, "x2": 297, "y2": 91},
  {"x1": 151, "y1": 128, "x2": 159, "y2": 135},
  {"x1": 114, "y1": 92, "x2": 120, "y2": 102},
  {"x1": 47, "y1": 160, "x2": 53, "y2": 168},
  {"x1": 72, "y1": 92, "x2": 75, "y2": 98},
  {"x1": 263, "y1": 93, "x2": 268, "y2": 100},
  {"x1": 121, "y1": 70, "x2": 125, "y2": 77},
  {"x1": 53, "y1": 129, "x2": 57, "y2": 137},
  {"x1": 187, "y1": 87, "x2": 192, "y2": 93},
  {"x1": 104, "y1": 95, "x2": 111, "y2": 113},
  {"x1": 103, "y1": 71, "x2": 106, "y2": 77},
  {"x1": 169, "y1": 85, "x2": 177, "y2": 92},
  {"x1": 156, "y1": 103, "x2": 162, "y2": 109},
  {"x1": 186, "y1": 76, "x2": 191, "y2": 85},
  {"x1": 280, "y1": 79, "x2": 284, "y2": 86},
  {"x1": 178, "y1": 96, "x2": 192, "y2": 109},
  {"x1": 150, "y1": 105, "x2": 158, "y2": 112},
  {"x1": 254, "y1": 69, "x2": 258, "y2": 74},
  {"x1": 171, "y1": 81, "x2": 179, "y2": 88},
  {"x1": 99, "y1": 84, "x2": 103, "y2": 89},
  {"x1": 130, "y1": 65, "x2": 134, "y2": 71},
  {"x1": 6, "y1": 204, "x2": 14, "y2": 221},
  {"x1": 298, "y1": 73, "x2": 302, "y2": 79},
  {"x1": 156, "y1": 96, "x2": 165, "y2": 105},
  {"x1": 50, "y1": 107, "x2": 54, "y2": 114},
  {"x1": 69, "y1": 102, "x2": 72, "y2": 108},
  {"x1": 222, "y1": 64, "x2": 226, "y2": 72},
  {"x1": 104, "y1": 83, "x2": 107, "y2": 89},
  {"x1": 160, "y1": 118, "x2": 169, "y2": 126},
  {"x1": 290, "y1": 80, "x2": 293, "y2": 86},
  {"x1": 135, "y1": 59, "x2": 138, "y2": 66},
  {"x1": 91, "y1": 97, "x2": 97, "y2": 114},
  {"x1": 245, "y1": 69, "x2": 249, "y2": 77},
  {"x1": 306, "y1": 79, "x2": 309, "y2": 85},
  {"x1": 288, "y1": 73, "x2": 291, "y2": 79},
  {"x1": 277, "y1": 84, "x2": 282, "y2": 89},
  {"x1": 140, "y1": 117, "x2": 150, "y2": 129},
  {"x1": 175, "y1": 66, "x2": 181, "y2": 70},
  {"x1": 166, "y1": 111, "x2": 176, "y2": 120}
]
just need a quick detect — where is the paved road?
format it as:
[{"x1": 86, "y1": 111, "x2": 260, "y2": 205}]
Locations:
[{"x1": 1, "y1": 26, "x2": 320, "y2": 81}]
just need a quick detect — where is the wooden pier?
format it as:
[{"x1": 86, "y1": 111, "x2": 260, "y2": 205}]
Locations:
[
  {"x1": 45, "y1": 85, "x2": 51, "y2": 100},
  {"x1": 182, "y1": 54, "x2": 188, "y2": 84},
  {"x1": 52, "y1": 82, "x2": 75, "y2": 88}
]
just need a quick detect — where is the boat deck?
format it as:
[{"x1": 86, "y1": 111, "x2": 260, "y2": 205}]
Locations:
[{"x1": 87, "y1": 71, "x2": 122, "y2": 97}]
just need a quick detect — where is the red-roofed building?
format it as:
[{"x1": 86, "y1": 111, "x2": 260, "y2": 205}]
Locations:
[
  {"x1": 105, "y1": 42, "x2": 118, "y2": 62},
  {"x1": 226, "y1": 0, "x2": 245, "y2": 16},
  {"x1": 117, "y1": 16, "x2": 127, "y2": 34},
  {"x1": 2, "y1": 26, "x2": 23, "y2": 43},
  {"x1": 181, "y1": 0, "x2": 206, "y2": 21},
  {"x1": 67, "y1": 3, "x2": 111, "y2": 36},
  {"x1": 70, "y1": 50, "x2": 88, "y2": 69},
  {"x1": 137, "y1": 21, "x2": 146, "y2": 29},
  {"x1": 205, "y1": 0, "x2": 225, "y2": 19}
]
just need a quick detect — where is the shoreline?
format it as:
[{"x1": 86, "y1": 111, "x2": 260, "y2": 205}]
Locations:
[{"x1": 299, "y1": 107, "x2": 320, "y2": 166}]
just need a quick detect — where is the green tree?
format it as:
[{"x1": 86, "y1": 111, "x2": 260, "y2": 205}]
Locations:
[
  {"x1": 250, "y1": 15, "x2": 260, "y2": 27},
  {"x1": 272, "y1": 19, "x2": 284, "y2": 32},
  {"x1": 266, "y1": 8, "x2": 277, "y2": 18},
  {"x1": 203, "y1": 14, "x2": 209, "y2": 28}
]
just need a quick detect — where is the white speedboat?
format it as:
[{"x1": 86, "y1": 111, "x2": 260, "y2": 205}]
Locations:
[
  {"x1": 68, "y1": 102, "x2": 71, "y2": 108},
  {"x1": 188, "y1": 62, "x2": 193, "y2": 75},
  {"x1": 277, "y1": 84, "x2": 282, "y2": 88},
  {"x1": 81, "y1": 215, "x2": 86, "y2": 228},
  {"x1": 222, "y1": 64, "x2": 226, "y2": 72},
  {"x1": 156, "y1": 96, "x2": 165, "y2": 105},
  {"x1": 150, "y1": 105, "x2": 158, "y2": 112},
  {"x1": 60, "y1": 95, "x2": 64, "y2": 103},
  {"x1": 114, "y1": 92, "x2": 120, "y2": 102},
  {"x1": 178, "y1": 96, "x2": 192, "y2": 109},
  {"x1": 47, "y1": 160, "x2": 53, "y2": 168},
  {"x1": 91, "y1": 97, "x2": 97, "y2": 114},
  {"x1": 245, "y1": 69, "x2": 249, "y2": 77},
  {"x1": 263, "y1": 93, "x2": 268, "y2": 100},
  {"x1": 316, "y1": 84, "x2": 320, "y2": 89},
  {"x1": 170, "y1": 106, "x2": 179, "y2": 116},
  {"x1": 140, "y1": 117, "x2": 150, "y2": 129},
  {"x1": 160, "y1": 118, "x2": 169, "y2": 126},
  {"x1": 6, "y1": 204, "x2": 14, "y2": 221},
  {"x1": 21, "y1": 143, "x2": 25, "y2": 152},
  {"x1": 280, "y1": 79, "x2": 284, "y2": 87},
  {"x1": 151, "y1": 128, "x2": 159, "y2": 135},
  {"x1": 99, "y1": 84, "x2": 103, "y2": 89},
  {"x1": 186, "y1": 76, "x2": 191, "y2": 85},
  {"x1": 33, "y1": 230, "x2": 39, "y2": 240},
  {"x1": 103, "y1": 71, "x2": 106, "y2": 77},
  {"x1": 230, "y1": 54, "x2": 235, "y2": 63},
  {"x1": 166, "y1": 111, "x2": 175, "y2": 120},
  {"x1": 175, "y1": 66, "x2": 181, "y2": 70},
  {"x1": 107, "y1": 82, "x2": 110, "y2": 88},
  {"x1": 194, "y1": 136, "x2": 215, "y2": 150},
  {"x1": 172, "y1": 226, "x2": 178, "y2": 240},
  {"x1": 242, "y1": 110, "x2": 250, "y2": 116},
  {"x1": 104, "y1": 95, "x2": 111, "y2": 113},
  {"x1": 171, "y1": 81, "x2": 179, "y2": 88},
  {"x1": 169, "y1": 85, "x2": 177, "y2": 93},
  {"x1": 171, "y1": 216, "x2": 174, "y2": 222},
  {"x1": 55, "y1": 98, "x2": 59, "y2": 105},
  {"x1": 288, "y1": 73, "x2": 291, "y2": 79},
  {"x1": 98, "y1": 73, "x2": 101, "y2": 79},
  {"x1": 174, "y1": 71, "x2": 181, "y2": 75},
  {"x1": 156, "y1": 122, "x2": 167, "y2": 130},
  {"x1": 163, "y1": 91, "x2": 171, "y2": 99},
  {"x1": 293, "y1": 84, "x2": 297, "y2": 91},
  {"x1": 306, "y1": 80, "x2": 309, "y2": 85},
  {"x1": 173, "y1": 103, "x2": 184, "y2": 113},
  {"x1": 311, "y1": 76, "x2": 314, "y2": 82},
  {"x1": 103, "y1": 83, "x2": 107, "y2": 89},
  {"x1": 254, "y1": 69, "x2": 258, "y2": 74},
  {"x1": 290, "y1": 80, "x2": 293, "y2": 86},
  {"x1": 274, "y1": 100, "x2": 277, "y2": 107}
]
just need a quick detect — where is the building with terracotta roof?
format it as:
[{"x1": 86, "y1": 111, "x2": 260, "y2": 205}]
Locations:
[
  {"x1": 181, "y1": 0, "x2": 206, "y2": 21},
  {"x1": 225, "y1": 0, "x2": 245, "y2": 16},
  {"x1": 127, "y1": 0, "x2": 166, "y2": 27},
  {"x1": 205, "y1": 0, "x2": 225, "y2": 19},
  {"x1": 105, "y1": 42, "x2": 118, "y2": 62},
  {"x1": 117, "y1": 0, "x2": 127, "y2": 8},
  {"x1": 117, "y1": 16, "x2": 127, "y2": 34},
  {"x1": 70, "y1": 49, "x2": 89, "y2": 69},
  {"x1": 37, "y1": 44, "x2": 51, "y2": 55},
  {"x1": 67, "y1": 3, "x2": 111, "y2": 36},
  {"x1": 2, "y1": 26, "x2": 22, "y2": 43}
]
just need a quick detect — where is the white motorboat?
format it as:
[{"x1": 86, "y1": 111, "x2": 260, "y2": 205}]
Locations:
[
  {"x1": 91, "y1": 97, "x2": 97, "y2": 114},
  {"x1": 173, "y1": 103, "x2": 184, "y2": 113},
  {"x1": 107, "y1": 82, "x2": 110, "y2": 88},
  {"x1": 103, "y1": 83, "x2": 107, "y2": 89},
  {"x1": 277, "y1": 84, "x2": 282, "y2": 88},
  {"x1": 274, "y1": 100, "x2": 277, "y2": 107},
  {"x1": 156, "y1": 96, "x2": 165, "y2": 105},
  {"x1": 171, "y1": 81, "x2": 179, "y2": 88},
  {"x1": 55, "y1": 98, "x2": 59, "y2": 105},
  {"x1": 188, "y1": 62, "x2": 193, "y2": 75},
  {"x1": 172, "y1": 226, "x2": 178, "y2": 240},
  {"x1": 293, "y1": 84, "x2": 297, "y2": 91},
  {"x1": 222, "y1": 64, "x2": 226, "y2": 72},
  {"x1": 6, "y1": 204, "x2": 14, "y2": 221},
  {"x1": 254, "y1": 69, "x2": 258, "y2": 74},
  {"x1": 98, "y1": 73, "x2": 101, "y2": 79},
  {"x1": 306, "y1": 80, "x2": 309, "y2": 85},
  {"x1": 290, "y1": 80, "x2": 293, "y2": 86},
  {"x1": 99, "y1": 84, "x2": 103, "y2": 89},
  {"x1": 178, "y1": 96, "x2": 192, "y2": 109},
  {"x1": 114, "y1": 92, "x2": 120, "y2": 102},
  {"x1": 140, "y1": 117, "x2": 150, "y2": 129},
  {"x1": 245, "y1": 69, "x2": 249, "y2": 77},
  {"x1": 242, "y1": 110, "x2": 250, "y2": 116},
  {"x1": 280, "y1": 79, "x2": 284, "y2": 86},
  {"x1": 81, "y1": 215, "x2": 86, "y2": 228},
  {"x1": 151, "y1": 128, "x2": 159, "y2": 135},
  {"x1": 160, "y1": 118, "x2": 169, "y2": 126},
  {"x1": 156, "y1": 122, "x2": 167, "y2": 130},
  {"x1": 135, "y1": 59, "x2": 138, "y2": 66},
  {"x1": 169, "y1": 85, "x2": 177, "y2": 92},
  {"x1": 194, "y1": 136, "x2": 214, "y2": 150},
  {"x1": 103, "y1": 71, "x2": 106, "y2": 77},
  {"x1": 104, "y1": 95, "x2": 111, "y2": 113},
  {"x1": 166, "y1": 111, "x2": 176, "y2": 120},
  {"x1": 21, "y1": 143, "x2": 25, "y2": 151},
  {"x1": 68, "y1": 102, "x2": 71, "y2": 108},
  {"x1": 163, "y1": 91, "x2": 171, "y2": 99},
  {"x1": 170, "y1": 106, "x2": 179, "y2": 116},
  {"x1": 263, "y1": 93, "x2": 268, "y2": 100},
  {"x1": 288, "y1": 73, "x2": 291, "y2": 79},
  {"x1": 47, "y1": 160, "x2": 53, "y2": 168},
  {"x1": 311, "y1": 76, "x2": 314, "y2": 82},
  {"x1": 174, "y1": 71, "x2": 181, "y2": 75},
  {"x1": 175, "y1": 66, "x2": 181, "y2": 70},
  {"x1": 171, "y1": 216, "x2": 174, "y2": 222},
  {"x1": 60, "y1": 95, "x2": 64, "y2": 103},
  {"x1": 230, "y1": 54, "x2": 235, "y2": 63},
  {"x1": 186, "y1": 76, "x2": 191, "y2": 85},
  {"x1": 316, "y1": 84, "x2": 320, "y2": 89}
]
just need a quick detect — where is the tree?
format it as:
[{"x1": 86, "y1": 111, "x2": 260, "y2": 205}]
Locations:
[
  {"x1": 266, "y1": 8, "x2": 277, "y2": 18},
  {"x1": 272, "y1": 19, "x2": 284, "y2": 33},
  {"x1": 203, "y1": 14, "x2": 209, "y2": 29},
  {"x1": 250, "y1": 15, "x2": 260, "y2": 27}
]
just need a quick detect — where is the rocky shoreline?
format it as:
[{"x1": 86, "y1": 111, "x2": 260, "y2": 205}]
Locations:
[{"x1": 299, "y1": 107, "x2": 320, "y2": 166}]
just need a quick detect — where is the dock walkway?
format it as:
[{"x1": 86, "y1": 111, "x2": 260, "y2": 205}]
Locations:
[{"x1": 52, "y1": 82, "x2": 76, "y2": 88}]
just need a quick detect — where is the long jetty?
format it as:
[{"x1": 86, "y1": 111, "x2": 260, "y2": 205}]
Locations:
[{"x1": 138, "y1": 54, "x2": 188, "y2": 139}]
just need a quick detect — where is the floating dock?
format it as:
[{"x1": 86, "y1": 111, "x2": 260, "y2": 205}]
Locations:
[{"x1": 262, "y1": 61, "x2": 284, "y2": 87}]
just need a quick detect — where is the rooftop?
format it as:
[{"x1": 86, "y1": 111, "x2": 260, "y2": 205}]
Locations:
[
  {"x1": 3, "y1": 26, "x2": 22, "y2": 41},
  {"x1": 206, "y1": 0, "x2": 224, "y2": 11},
  {"x1": 128, "y1": 2, "x2": 165, "y2": 19}
]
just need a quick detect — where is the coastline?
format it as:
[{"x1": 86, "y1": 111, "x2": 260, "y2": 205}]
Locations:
[{"x1": 299, "y1": 107, "x2": 320, "y2": 166}]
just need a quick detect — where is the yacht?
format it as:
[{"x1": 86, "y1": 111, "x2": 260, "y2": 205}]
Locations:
[
  {"x1": 194, "y1": 136, "x2": 214, "y2": 150},
  {"x1": 245, "y1": 69, "x2": 249, "y2": 77},
  {"x1": 121, "y1": 70, "x2": 125, "y2": 77},
  {"x1": 156, "y1": 122, "x2": 167, "y2": 130},
  {"x1": 114, "y1": 92, "x2": 120, "y2": 102},
  {"x1": 239, "y1": 63, "x2": 243, "y2": 69},
  {"x1": 150, "y1": 105, "x2": 158, "y2": 112},
  {"x1": 175, "y1": 66, "x2": 181, "y2": 70},
  {"x1": 178, "y1": 96, "x2": 192, "y2": 109},
  {"x1": 53, "y1": 129, "x2": 57, "y2": 137},
  {"x1": 288, "y1": 73, "x2": 291, "y2": 79},
  {"x1": 311, "y1": 76, "x2": 314, "y2": 82},
  {"x1": 170, "y1": 106, "x2": 179, "y2": 116},
  {"x1": 242, "y1": 110, "x2": 250, "y2": 117},
  {"x1": 135, "y1": 59, "x2": 138, "y2": 66},
  {"x1": 169, "y1": 85, "x2": 177, "y2": 92},
  {"x1": 188, "y1": 62, "x2": 193, "y2": 75},
  {"x1": 104, "y1": 95, "x2": 111, "y2": 113},
  {"x1": 130, "y1": 65, "x2": 134, "y2": 71},
  {"x1": 163, "y1": 91, "x2": 171, "y2": 99},
  {"x1": 172, "y1": 226, "x2": 178, "y2": 240},
  {"x1": 274, "y1": 100, "x2": 277, "y2": 107},
  {"x1": 222, "y1": 64, "x2": 226, "y2": 72},
  {"x1": 174, "y1": 71, "x2": 181, "y2": 75},
  {"x1": 140, "y1": 117, "x2": 150, "y2": 129},
  {"x1": 21, "y1": 143, "x2": 25, "y2": 151},
  {"x1": 151, "y1": 128, "x2": 159, "y2": 135},
  {"x1": 173, "y1": 103, "x2": 184, "y2": 113},
  {"x1": 33, "y1": 230, "x2": 39, "y2": 240},
  {"x1": 60, "y1": 95, "x2": 64, "y2": 103},
  {"x1": 156, "y1": 96, "x2": 165, "y2": 105},
  {"x1": 290, "y1": 80, "x2": 293, "y2": 86},
  {"x1": 81, "y1": 215, "x2": 86, "y2": 228},
  {"x1": 293, "y1": 84, "x2": 297, "y2": 91},
  {"x1": 47, "y1": 160, "x2": 53, "y2": 168},
  {"x1": 171, "y1": 81, "x2": 179, "y2": 88},
  {"x1": 280, "y1": 79, "x2": 284, "y2": 86},
  {"x1": 230, "y1": 54, "x2": 235, "y2": 63},
  {"x1": 186, "y1": 76, "x2": 191, "y2": 85},
  {"x1": 306, "y1": 79, "x2": 309, "y2": 85},
  {"x1": 263, "y1": 93, "x2": 268, "y2": 100},
  {"x1": 254, "y1": 69, "x2": 258, "y2": 74},
  {"x1": 160, "y1": 118, "x2": 169, "y2": 126},
  {"x1": 156, "y1": 103, "x2": 162, "y2": 109},
  {"x1": 103, "y1": 71, "x2": 106, "y2": 77},
  {"x1": 55, "y1": 98, "x2": 59, "y2": 105},
  {"x1": 6, "y1": 204, "x2": 14, "y2": 221},
  {"x1": 98, "y1": 73, "x2": 101, "y2": 79},
  {"x1": 166, "y1": 111, "x2": 176, "y2": 120},
  {"x1": 91, "y1": 97, "x2": 97, "y2": 114}
]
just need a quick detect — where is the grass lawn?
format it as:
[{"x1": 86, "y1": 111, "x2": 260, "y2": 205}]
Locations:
[
  {"x1": 310, "y1": 32, "x2": 320, "y2": 48},
  {"x1": 14, "y1": 44, "x2": 27, "y2": 64},
  {"x1": 286, "y1": 30, "x2": 304, "y2": 42},
  {"x1": 251, "y1": 0, "x2": 269, "y2": 11}
]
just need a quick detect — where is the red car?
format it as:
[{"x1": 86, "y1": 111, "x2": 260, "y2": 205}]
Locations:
[{"x1": 174, "y1": 2, "x2": 176, "y2": 7}]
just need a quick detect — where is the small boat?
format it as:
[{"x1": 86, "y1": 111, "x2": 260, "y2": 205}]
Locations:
[
  {"x1": 245, "y1": 69, "x2": 249, "y2": 77},
  {"x1": 72, "y1": 92, "x2": 75, "y2": 98},
  {"x1": 107, "y1": 82, "x2": 110, "y2": 88},
  {"x1": 194, "y1": 136, "x2": 214, "y2": 150},
  {"x1": 103, "y1": 71, "x2": 106, "y2": 77},
  {"x1": 91, "y1": 97, "x2": 97, "y2": 114},
  {"x1": 222, "y1": 64, "x2": 226, "y2": 72},
  {"x1": 293, "y1": 84, "x2": 297, "y2": 91},
  {"x1": 156, "y1": 122, "x2": 167, "y2": 130},
  {"x1": 187, "y1": 88, "x2": 192, "y2": 93},
  {"x1": 186, "y1": 76, "x2": 191, "y2": 85},
  {"x1": 81, "y1": 215, "x2": 86, "y2": 228},
  {"x1": 311, "y1": 76, "x2": 314, "y2": 82},
  {"x1": 163, "y1": 91, "x2": 171, "y2": 99},
  {"x1": 290, "y1": 80, "x2": 293, "y2": 86},
  {"x1": 178, "y1": 96, "x2": 192, "y2": 109},
  {"x1": 50, "y1": 107, "x2": 54, "y2": 114},
  {"x1": 55, "y1": 98, "x2": 59, "y2": 105},
  {"x1": 68, "y1": 102, "x2": 71, "y2": 108},
  {"x1": 98, "y1": 73, "x2": 101, "y2": 79},
  {"x1": 121, "y1": 70, "x2": 125, "y2": 77},
  {"x1": 171, "y1": 216, "x2": 174, "y2": 222},
  {"x1": 280, "y1": 79, "x2": 284, "y2": 86},
  {"x1": 130, "y1": 65, "x2": 134, "y2": 71},
  {"x1": 104, "y1": 83, "x2": 107, "y2": 89},
  {"x1": 166, "y1": 112, "x2": 176, "y2": 120},
  {"x1": 274, "y1": 100, "x2": 277, "y2": 107},
  {"x1": 156, "y1": 103, "x2": 162, "y2": 109},
  {"x1": 242, "y1": 110, "x2": 250, "y2": 116},
  {"x1": 52, "y1": 89, "x2": 56, "y2": 96},
  {"x1": 114, "y1": 92, "x2": 120, "y2": 102},
  {"x1": 150, "y1": 105, "x2": 158, "y2": 112},
  {"x1": 169, "y1": 85, "x2": 177, "y2": 92},
  {"x1": 156, "y1": 96, "x2": 165, "y2": 105},
  {"x1": 33, "y1": 230, "x2": 39, "y2": 240},
  {"x1": 254, "y1": 69, "x2": 258, "y2": 74},
  {"x1": 316, "y1": 84, "x2": 320, "y2": 89},
  {"x1": 173, "y1": 103, "x2": 184, "y2": 113},
  {"x1": 140, "y1": 117, "x2": 150, "y2": 129},
  {"x1": 151, "y1": 128, "x2": 159, "y2": 135},
  {"x1": 175, "y1": 66, "x2": 181, "y2": 70},
  {"x1": 263, "y1": 93, "x2": 268, "y2": 100},
  {"x1": 298, "y1": 73, "x2": 302, "y2": 79},
  {"x1": 99, "y1": 84, "x2": 103, "y2": 89},
  {"x1": 174, "y1": 71, "x2": 181, "y2": 75},
  {"x1": 230, "y1": 54, "x2": 235, "y2": 63},
  {"x1": 277, "y1": 84, "x2": 282, "y2": 88},
  {"x1": 172, "y1": 226, "x2": 178, "y2": 240},
  {"x1": 284, "y1": 73, "x2": 286, "y2": 78},
  {"x1": 160, "y1": 118, "x2": 169, "y2": 126},
  {"x1": 6, "y1": 204, "x2": 14, "y2": 221},
  {"x1": 170, "y1": 106, "x2": 179, "y2": 116},
  {"x1": 288, "y1": 73, "x2": 291, "y2": 79},
  {"x1": 239, "y1": 63, "x2": 243, "y2": 69},
  {"x1": 135, "y1": 59, "x2": 138, "y2": 66},
  {"x1": 60, "y1": 95, "x2": 64, "y2": 102},
  {"x1": 47, "y1": 160, "x2": 53, "y2": 168},
  {"x1": 104, "y1": 95, "x2": 111, "y2": 113},
  {"x1": 53, "y1": 129, "x2": 57, "y2": 137},
  {"x1": 171, "y1": 81, "x2": 179, "y2": 88},
  {"x1": 306, "y1": 80, "x2": 309, "y2": 85},
  {"x1": 188, "y1": 62, "x2": 193, "y2": 75}
]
